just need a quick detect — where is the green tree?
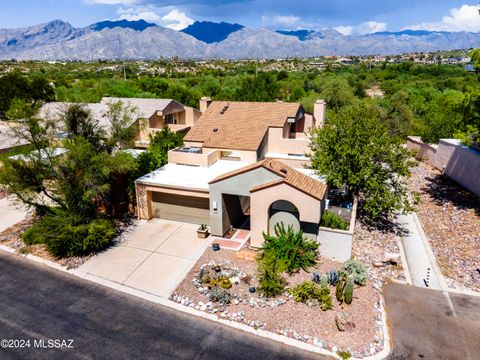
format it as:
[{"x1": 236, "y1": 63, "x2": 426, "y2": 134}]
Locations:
[
  {"x1": 136, "y1": 127, "x2": 184, "y2": 175},
  {"x1": 309, "y1": 102, "x2": 414, "y2": 220},
  {"x1": 469, "y1": 48, "x2": 480, "y2": 69},
  {"x1": 236, "y1": 73, "x2": 279, "y2": 102}
]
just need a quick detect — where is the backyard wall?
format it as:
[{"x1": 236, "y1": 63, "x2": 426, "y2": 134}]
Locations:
[
  {"x1": 406, "y1": 137, "x2": 480, "y2": 198},
  {"x1": 406, "y1": 136, "x2": 437, "y2": 167}
]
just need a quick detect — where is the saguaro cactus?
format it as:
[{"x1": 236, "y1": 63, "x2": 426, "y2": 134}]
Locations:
[{"x1": 336, "y1": 276, "x2": 345, "y2": 303}]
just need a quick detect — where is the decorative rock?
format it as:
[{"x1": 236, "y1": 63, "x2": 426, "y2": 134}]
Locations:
[
  {"x1": 233, "y1": 299, "x2": 239, "y2": 305},
  {"x1": 335, "y1": 311, "x2": 356, "y2": 331},
  {"x1": 249, "y1": 286, "x2": 256, "y2": 293}
]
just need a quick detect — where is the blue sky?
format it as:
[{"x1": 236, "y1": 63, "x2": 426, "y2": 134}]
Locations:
[{"x1": 1, "y1": 1, "x2": 480, "y2": 34}]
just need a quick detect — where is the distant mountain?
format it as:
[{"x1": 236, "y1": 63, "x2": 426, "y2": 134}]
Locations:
[
  {"x1": 275, "y1": 30, "x2": 314, "y2": 41},
  {"x1": 181, "y1": 21, "x2": 244, "y2": 43},
  {"x1": 0, "y1": 20, "x2": 88, "y2": 57},
  {"x1": 0, "y1": 19, "x2": 479, "y2": 60},
  {"x1": 88, "y1": 19, "x2": 157, "y2": 32},
  {"x1": 372, "y1": 30, "x2": 439, "y2": 37}
]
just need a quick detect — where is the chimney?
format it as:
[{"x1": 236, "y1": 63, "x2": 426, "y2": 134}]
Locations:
[
  {"x1": 313, "y1": 99, "x2": 326, "y2": 128},
  {"x1": 199, "y1": 96, "x2": 212, "y2": 113}
]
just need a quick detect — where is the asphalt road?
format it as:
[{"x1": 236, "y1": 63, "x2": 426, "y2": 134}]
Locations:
[
  {"x1": 384, "y1": 283, "x2": 480, "y2": 360},
  {"x1": 0, "y1": 251, "x2": 329, "y2": 360}
]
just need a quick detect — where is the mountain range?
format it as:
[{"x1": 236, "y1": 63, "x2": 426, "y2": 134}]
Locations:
[{"x1": 0, "y1": 19, "x2": 479, "y2": 61}]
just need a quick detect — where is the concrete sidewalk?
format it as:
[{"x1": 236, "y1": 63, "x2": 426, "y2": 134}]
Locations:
[
  {"x1": 397, "y1": 213, "x2": 443, "y2": 290},
  {"x1": 0, "y1": 197, "x2": 29, "y2": 233}
]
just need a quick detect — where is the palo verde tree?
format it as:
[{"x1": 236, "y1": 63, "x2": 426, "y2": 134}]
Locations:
[{"x1": 309, "y1": 101, "x2": 415, "y2": 221}]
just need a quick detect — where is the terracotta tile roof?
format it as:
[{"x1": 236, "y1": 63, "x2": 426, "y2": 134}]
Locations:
[
  {"x1": 209, "y1": 159, "x2": 327, "y2": 200},
  {"x1": 184, "y1": 101, "x2": 301, "y2": 151}
]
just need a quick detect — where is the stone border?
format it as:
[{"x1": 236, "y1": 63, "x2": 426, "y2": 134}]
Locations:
[{"x1": 0, "y1": 243, "x2": 391, "y2": 360}]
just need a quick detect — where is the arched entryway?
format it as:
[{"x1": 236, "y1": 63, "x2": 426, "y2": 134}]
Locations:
[{"x1": 268, "y1": 200, "x2": 301, "y2": 233}]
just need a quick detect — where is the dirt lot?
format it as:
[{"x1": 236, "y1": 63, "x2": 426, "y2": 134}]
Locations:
[
  {"x1": 407, "y1": 163, "x2": 480, "y2": 292},
  {"x1": 173, "y1": 248, "x2": 384, "y2": 358}
]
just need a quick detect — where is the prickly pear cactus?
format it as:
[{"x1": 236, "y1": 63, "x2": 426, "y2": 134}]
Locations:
[{"x1": 344, "y1": 275, "x2": 354, "y2": 305}]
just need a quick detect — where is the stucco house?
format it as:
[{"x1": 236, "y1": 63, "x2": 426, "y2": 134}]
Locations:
[
  {"x1": 135, "y1": 98, "x2": 328, "y2": 247},
  {"x1": 39, "y1": 97, "x2": 201, "y2": 147}
]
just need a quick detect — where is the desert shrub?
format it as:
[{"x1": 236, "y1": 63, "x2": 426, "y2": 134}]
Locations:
[
  {"x1": 288, "y1": 280, "x2": 332, "y2": 310},
  {"x1": 22, "y1": 211, "x2": 116, "y2": 257},
  {"x1": 320, "y1": 211, "x2": 349, "y2": 230},
  {"x1": 288, "y1": 281, "x2": 322, "y2": 303},
  {"x1": 341, "y1": 258, "x2": 368, "y2": 285},
  {"x1": 261, "y1": 223, "x2": 318, "y2": 274},
  {"x1": 338, "y1": 350, "x2": 352, "y2": 359},
  {"x1": 209, "y1": 286, "x2": 231, "y2": 305},
  {"x1": 257, "y1": 252, "x2": 286, "y2": 298}
]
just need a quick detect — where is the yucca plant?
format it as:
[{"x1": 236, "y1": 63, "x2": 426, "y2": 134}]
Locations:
[{"x1": 261, "y1": 222, "x2": 318, "y2": 274}]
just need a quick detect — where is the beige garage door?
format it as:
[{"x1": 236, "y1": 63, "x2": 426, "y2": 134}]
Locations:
[{"x1": 151, "y1": 192, "x2": 210, "y2": 225}]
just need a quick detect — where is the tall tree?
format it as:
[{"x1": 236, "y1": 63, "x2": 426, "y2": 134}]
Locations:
[{"x1": 309, "y1": 102, "x2": 414, "y2": 220}]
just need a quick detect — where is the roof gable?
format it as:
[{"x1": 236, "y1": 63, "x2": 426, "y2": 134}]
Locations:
[{"x1": 209, "y1": 159, "x2": 327, "y2": 200}]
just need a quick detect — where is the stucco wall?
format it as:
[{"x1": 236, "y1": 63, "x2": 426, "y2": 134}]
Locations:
[
  {"x1": 406, "y1": 136, "x2": 437, "y2": 167},
  {"x1": 267, "y1": 127, "x2": 310, "y2": 156},
  {"x1": 209, "y1": 167, "x2": 281, "y2": 236},
  {"x1": 443, "y1": 145, "x2": 480, "y2": 197},
  {"x1": 250, "y1": 182, "x2": 323, "y2": 247},
  {"x1": 435, "y1": 139, "x2": 459, "y2": 171}
]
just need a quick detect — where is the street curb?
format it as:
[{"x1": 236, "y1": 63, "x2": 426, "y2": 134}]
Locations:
[
  {"x1": 395, "y1": 238, "x2": 413, "y2": 285},
  {"x1": 412, "y1": 213, "x2": 449, "y2": 291},
  {"x1": 0, "y1": 245, "x2": 391, "y2": 360}
]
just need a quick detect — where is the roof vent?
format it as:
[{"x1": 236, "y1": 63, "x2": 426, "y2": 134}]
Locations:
[
  {"x1": 220, "y1": 103, "x2": 229, "y2": 114},
  {"x1": 280, "y1": 168, "x2": 288, "y2": 174},
  {"x1": 213, "y1": 128, "x2": 219, "y2": 132}
]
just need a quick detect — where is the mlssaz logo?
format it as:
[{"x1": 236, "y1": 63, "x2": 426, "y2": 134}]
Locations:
[{"x1": 34, "y1": 339, "x2": 74, "y2": 349}]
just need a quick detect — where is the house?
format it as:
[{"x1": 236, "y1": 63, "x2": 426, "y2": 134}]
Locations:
[
  {"x1": 135, "y1": 98, "x2": 328, "y2": 247},
  {"x1": 39, "y1": 97, "x2": 202, "y2": 147},
  {"x1": 0, "y1": 122, "x2": 30, "y2": 154}
]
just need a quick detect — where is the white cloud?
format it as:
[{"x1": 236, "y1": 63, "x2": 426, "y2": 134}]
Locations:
[
  {"x1": 117, "y1": 6, "x2": 194, "y2": 30},
  {"x1": 404, "y1": 4, "x2": 480, "y2": 32},
  {"x1": 161, "y1": 9, "x2": 194, "y2": 30},
  {"x1": 274, "y1": 16, "x2": 301, "y2": 26},
  {"x1": 117, "y1": 7, "x2": 162, "y2": 23},
  {"x1": 333, "y1": 21, "x2": 387, "y2": 35}
]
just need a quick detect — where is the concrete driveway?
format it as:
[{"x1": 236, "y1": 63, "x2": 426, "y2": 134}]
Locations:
[
  {"x1": 0, "y1": 196, "x2": 29, "y2": 233},
  {"x1": 78, "y1": 219, "x2": 211, "y2": 298}
]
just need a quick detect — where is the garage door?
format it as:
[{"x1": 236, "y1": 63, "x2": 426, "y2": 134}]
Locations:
[{"x1": 151, "y1": 192, "x2": 210, "y2": 225}]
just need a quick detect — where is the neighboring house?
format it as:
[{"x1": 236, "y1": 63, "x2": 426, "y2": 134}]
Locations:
[
  {"x1": 39, "y1": 97, "x2": 202, "y2": 147},
  {"x1": 135, "y1": 98, "x2": 328, "y2": 247},
  {"x1": 0, "y1": 122, "x2": 29, "y2": 154}
]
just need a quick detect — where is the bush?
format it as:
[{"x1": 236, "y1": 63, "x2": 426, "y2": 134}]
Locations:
[
  {"x1": 288, "y1": 281, "x2": 332, "y2": 311},
  {"x1": 209, "y1": 286, "x2": 231, "y2": 305},
  {"x1": 289, "y1": 281, "x2": 323, "y2": 303},
  {"x1": 320, "y1": 211, "x2": 349, "y2": 230},
  {"x1": 22, "y1": 211, "x2": 116, "y2": 257},
  {"x1": 257, "y1": 252, "x2": 286, "y2": 298},
  {"x1": 341, "y1": 258, "x2": 368, "y2": 286},
  {"x1": 261, "y1": 223, "x2": 318, "y2": 274}
]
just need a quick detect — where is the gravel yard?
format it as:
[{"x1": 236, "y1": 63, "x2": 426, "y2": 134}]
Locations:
[
  {"x1": 407, "y1": 163, "x2": 480, "y2": 292},
  {"x1": 173, "y1": 248, "x2": 384, "y2": 358},
  {"x1": 0, "y1": 217, "x2": 95, "y2": 269}
]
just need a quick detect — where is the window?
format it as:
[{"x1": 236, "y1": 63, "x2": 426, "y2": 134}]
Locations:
[{"x1": 165, "y1": 113, "x2": 177, "y2": 124}]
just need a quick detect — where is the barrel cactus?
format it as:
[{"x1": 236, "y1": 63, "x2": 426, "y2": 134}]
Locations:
[{"x1": 344, "y1": 275, "x2": 354, "y2": 304}]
